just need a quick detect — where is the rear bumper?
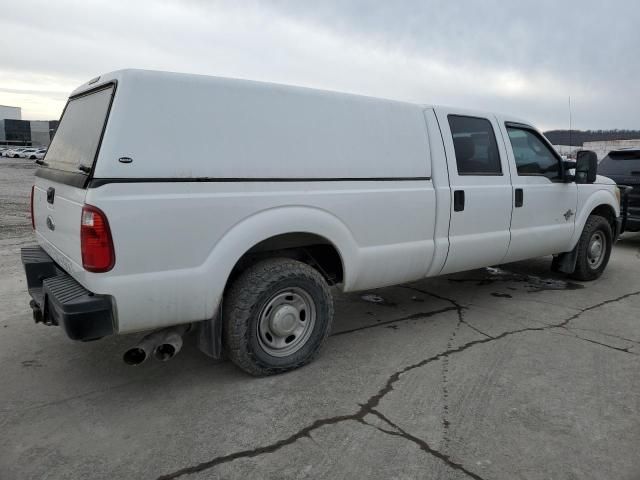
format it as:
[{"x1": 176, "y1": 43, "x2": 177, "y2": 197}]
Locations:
[
  {"x1": 624, "y1": 217, "x2": 640, "y2": 232},
  {"x1": 21, "y1": 246, "x2": 115, "y2": 341},
  {"x1": 619, "y1": 185, "x2": 640, "y2": 233}
]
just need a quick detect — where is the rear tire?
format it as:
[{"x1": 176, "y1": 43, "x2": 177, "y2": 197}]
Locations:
[
  {"x1": 570, "y1": 215, "x2": 612, "y2": 281},
  {"x1": 223, "y1": 258, "x2": 334, "y2": 376}
]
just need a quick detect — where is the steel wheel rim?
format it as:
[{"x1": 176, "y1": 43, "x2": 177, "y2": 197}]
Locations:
[
  {"x1": 257, "y1": 287, "x2": 316, "y2": 357},
  {"x1": 587, "y1": 231, "x2": 606, "y2": 269}
]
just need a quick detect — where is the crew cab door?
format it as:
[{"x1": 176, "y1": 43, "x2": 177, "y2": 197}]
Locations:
[
  {"x1": 435, "y1": 108, "x2": 513, "y2": 274},
  {"x1": 498, "y1": 120, "x2": 578, "y2": 262}
]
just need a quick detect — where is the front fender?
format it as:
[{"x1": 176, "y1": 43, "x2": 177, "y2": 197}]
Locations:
[{"x1": 569, "y1": 188, "x2": 619, "y2": 250}]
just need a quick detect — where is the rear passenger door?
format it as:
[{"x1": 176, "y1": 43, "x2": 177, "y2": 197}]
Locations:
[{"x1": 435, "y1": 108, "x2": 513, "y2": 274}]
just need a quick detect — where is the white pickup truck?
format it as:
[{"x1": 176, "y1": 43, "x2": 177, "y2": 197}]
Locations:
[{"x1": 22, "y1": 69, "x2": 622, "y2": 375}]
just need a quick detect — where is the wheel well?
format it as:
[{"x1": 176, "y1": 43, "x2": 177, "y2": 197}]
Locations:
[
  {"x1": 227, "y1": 233, "x2": 344, "y2": 288},
  {"x1": 590, "y1": 204, "x2": 616, "y2": 233}
]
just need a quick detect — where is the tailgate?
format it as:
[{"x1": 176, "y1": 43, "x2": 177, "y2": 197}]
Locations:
[{"x1": 33, "y1": 177, "x2": 87, "y2": 271}]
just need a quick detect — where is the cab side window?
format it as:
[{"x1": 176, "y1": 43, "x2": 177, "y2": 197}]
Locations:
[
  {"x1": 448, "y1": 115, "x2": 502, "y2": 175},
  {"x1": 507, "y1": 127, "x2": 561, "y2": 180}
]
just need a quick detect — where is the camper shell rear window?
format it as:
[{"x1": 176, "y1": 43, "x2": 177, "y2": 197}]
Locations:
[{"x1": 38, "y1": 84, "x2": 115, "y2": 186}]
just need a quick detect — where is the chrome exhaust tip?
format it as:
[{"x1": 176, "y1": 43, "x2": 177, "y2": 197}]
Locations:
[
  {"x1": 153, "y1": 330, "x2": 184, "y2": 362},
  {"x1": 123, "y1": 346, "x2": 149, "y2": 365},
  {"x1": 123, "y1": 325, "x2": 189, "y2": 365}
]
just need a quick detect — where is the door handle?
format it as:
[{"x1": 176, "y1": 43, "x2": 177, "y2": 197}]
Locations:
[
  {"x1": 454, "y1": 190, "x2": 465, "y2": 212},
  {"x1": 515, "y1": 188, "x2": 523, "y2": 208}
]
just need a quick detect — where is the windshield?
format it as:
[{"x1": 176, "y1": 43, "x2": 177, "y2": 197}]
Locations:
[{"x1": 43, "y1": 85, "x2": 114, "y2": 174}]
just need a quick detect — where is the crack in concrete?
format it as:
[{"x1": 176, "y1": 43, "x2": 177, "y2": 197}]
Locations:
[
  {"x1": 557, "y1": 290, "x2": 640, "y2": 328},
  {"x1": 567, "y1": 326, "x2": 640, "y2": 346},
  {"x1": 550, "y1": 329, "x2": 637, "y2": 354},
  {"x1": 156, "y1": 289, "x2": 640, "y2": 480},
  {"x1": 365, "y1": 409, "x2": 487, "y2": 480},
  {"x1": 401, "y1": 285, "x2": 493, "y2": 339},
  {"x1": 155, "y1": 414, "x2": 357, "y2": 480}
]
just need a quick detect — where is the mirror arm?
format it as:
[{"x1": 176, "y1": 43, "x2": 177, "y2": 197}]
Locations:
[{"x1": 561, "y1": 160, "x2": 576, "y2": 183}]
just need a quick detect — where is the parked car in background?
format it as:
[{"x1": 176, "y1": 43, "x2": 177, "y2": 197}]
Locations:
[
  {"x1": 598, "y1": 148, "x2": 640, "y2": 232},
  {"x1": 6, "y1": 147, "x2": 28, "y2": 158},
  {"x1": 32, "y1": 149, "x2": 47, "y2": 160},
  {"x1": 19, "y1": 148, "x2": 39, "y2": 159}
]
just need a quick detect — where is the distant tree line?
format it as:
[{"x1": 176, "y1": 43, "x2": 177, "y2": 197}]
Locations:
[{"x1": 544, "y1": 129, "x2": 640, "y2": 146}]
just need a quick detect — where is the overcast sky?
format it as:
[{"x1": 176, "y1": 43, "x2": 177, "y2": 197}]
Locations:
[{"x1": 1, "y1": 0, "x2": 638, "y2": 130}]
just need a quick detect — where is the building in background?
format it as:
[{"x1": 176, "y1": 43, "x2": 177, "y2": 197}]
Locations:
[
  {"x1": 583, "y1": 139, "x2": 640, "y2": 160},
  {"x1": 30, "y1": 120, "x2": 59, "y2": 146},
  {"x1": 0, "y1": 105, "x2": 22, "y2": 120},
  {"x1": 0, "y1": 119, "x2": 31, "y2": 146},
  {"x1": 0, "y1": 104, "x2": 59, "y2": 147},
  {"x1": 553, "y1": 144, "x2": 581, "y2": 158}
]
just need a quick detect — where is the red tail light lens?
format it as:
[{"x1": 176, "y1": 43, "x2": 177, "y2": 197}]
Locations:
[
  {"x1": 30, "y1": 185, "x2": 35, "y2": 229},
  {"x1": 81, "y1": 205, "x2": 115, "y2": 272}
]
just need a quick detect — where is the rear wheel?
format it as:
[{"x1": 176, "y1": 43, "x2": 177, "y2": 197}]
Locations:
[
  {"x1": 570, "y1": 215, "x2": 612, "y2": 281},
  {"x1": 223, "y1": 258, "x2": 334, "y2": 376}
]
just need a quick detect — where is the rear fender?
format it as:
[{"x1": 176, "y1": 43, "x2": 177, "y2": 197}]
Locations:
[{"x1": 200, "y1": 206, "x2": 359, "y2": 318}]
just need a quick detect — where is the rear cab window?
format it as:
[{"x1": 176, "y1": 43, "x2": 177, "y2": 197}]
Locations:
[
  {"x1": 39, "y1": 84, "x2": 115, "y2": 186},
  {"x1": 447, "y1": 115, "x2": 502, "y2": 175}
]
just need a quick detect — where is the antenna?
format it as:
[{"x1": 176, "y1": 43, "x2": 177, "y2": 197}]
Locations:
[{"x1": 568, "y1": 96, "x2": 573, "y2": 155}]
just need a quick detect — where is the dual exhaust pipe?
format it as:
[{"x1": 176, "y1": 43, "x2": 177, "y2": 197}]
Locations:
[{"x1": 123, "y1": 325, "x2": 190, "y2": 366}]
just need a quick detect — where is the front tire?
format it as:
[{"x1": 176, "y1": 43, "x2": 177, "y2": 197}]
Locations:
[
  {"x1": 223, "y1": 258, "x2": 334, "y2": 376},
  {"x1": 570, "y1": 215, "x2": 612, "y2": 281}
]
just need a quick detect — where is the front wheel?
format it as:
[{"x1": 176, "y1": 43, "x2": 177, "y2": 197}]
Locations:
[
  {"x1": 570, "y1": 215, "x2": 613, "y2": 281},
  {"x1": 223, "y1": 258, "x2": 334, "y2": 376}
]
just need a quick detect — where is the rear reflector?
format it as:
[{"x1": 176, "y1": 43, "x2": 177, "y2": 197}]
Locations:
[
  {"x1": 81, "y1": 204, "x2": 115, "y2": 272},
  {"x1": 30, "y1": 185, "x2": 35, "y2": 229}
]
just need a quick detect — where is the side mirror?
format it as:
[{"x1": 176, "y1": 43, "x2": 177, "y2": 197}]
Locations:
[{"x1": 575, "y1": 150, "x2": 598, "y2": 184}]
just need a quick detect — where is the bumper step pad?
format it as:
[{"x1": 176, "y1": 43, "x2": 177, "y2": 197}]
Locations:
[{"x1": 21, "y1": 246, "x2": 115, "y2": 341}]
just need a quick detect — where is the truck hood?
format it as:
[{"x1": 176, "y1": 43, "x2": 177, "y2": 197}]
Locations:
[{"x1": 595, "y1": 174, "x2": 616, "y2": 185}]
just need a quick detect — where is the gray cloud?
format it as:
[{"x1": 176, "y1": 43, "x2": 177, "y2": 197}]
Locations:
[{"x1": 1, "y1": 0, "x2": 638, "y2": 129}]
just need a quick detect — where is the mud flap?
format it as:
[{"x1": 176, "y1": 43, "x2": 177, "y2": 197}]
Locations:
[
  {"x1": 552, "y1": 248, "x2": 578, "y2": 274},
  {"x1": 196, "y1": 308, "x2": 222, "y2": 359}
]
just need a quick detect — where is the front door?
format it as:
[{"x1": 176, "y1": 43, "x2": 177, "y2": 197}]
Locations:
[
  {"x1": 436, "y1": 108, "x2": 513, "y2": 275},
  {"x1": 498, "y1": 121, "x2": 578, "y2": 262}
]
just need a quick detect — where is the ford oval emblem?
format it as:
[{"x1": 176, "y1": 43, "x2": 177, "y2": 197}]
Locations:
[{"x1": 46, "y1": 216, "x2": 55, "y2": 231}]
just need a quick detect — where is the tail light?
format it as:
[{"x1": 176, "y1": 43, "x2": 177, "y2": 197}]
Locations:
[
  {"x1": 30, "y1": 185, "x2": 35, "y2": 229},
  {"x1": 81, "y1": 205, "x2": 115, "y2": 272}
]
